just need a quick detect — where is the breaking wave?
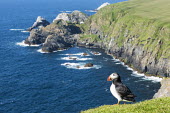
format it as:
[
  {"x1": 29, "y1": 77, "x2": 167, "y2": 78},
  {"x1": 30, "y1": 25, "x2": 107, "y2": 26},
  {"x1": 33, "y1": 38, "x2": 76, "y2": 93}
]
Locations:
[
  {"x1": 61, "y1": 56, "x2": 92, "y2": 61},
  {"x1": 10, "y1": 29, "x2": 24, "y2": 31},
  {"x1": 16, "y1": 40, "x2": 40, "y2": 47}
]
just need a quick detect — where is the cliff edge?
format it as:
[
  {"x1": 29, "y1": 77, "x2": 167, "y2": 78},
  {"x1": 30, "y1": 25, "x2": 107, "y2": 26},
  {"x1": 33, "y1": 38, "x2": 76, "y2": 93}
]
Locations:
[{"x1": 80, "y1": 0, "x2": 170, "y2": 77}]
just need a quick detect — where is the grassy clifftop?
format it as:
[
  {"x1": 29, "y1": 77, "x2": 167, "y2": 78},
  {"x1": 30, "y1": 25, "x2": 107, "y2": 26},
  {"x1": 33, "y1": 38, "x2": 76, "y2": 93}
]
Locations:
[
  {"x1": 81, "y1": 0, "x2": 170, "y2": 60},
  {"x1": 80, "y1": 0, "x2": 170, "y2": 76},
  {"x1": 82, "y1": 97, "x2": 170, "y2": 113}
]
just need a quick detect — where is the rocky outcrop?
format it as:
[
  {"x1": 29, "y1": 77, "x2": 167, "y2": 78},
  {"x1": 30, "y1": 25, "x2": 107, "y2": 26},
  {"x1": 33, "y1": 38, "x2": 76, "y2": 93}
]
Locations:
[
  {"x1": 27, "y1": 16, "x2": 50, "y2": 31},
  {"x1": 42, "y1": 35, "x2": 72, "y2": 52},
  {"x1": 24, "y1": 15, "x2": 82, "y2": 52},
  {"x1": 53, "y1": 10, "x2": 88, "y2": 24},
  {"x1": 153, "y1": 78, "x2": 170, "y2": 98}
]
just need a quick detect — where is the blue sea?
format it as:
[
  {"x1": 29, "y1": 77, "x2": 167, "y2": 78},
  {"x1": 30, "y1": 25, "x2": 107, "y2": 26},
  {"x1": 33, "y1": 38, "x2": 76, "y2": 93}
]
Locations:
[{"x1": 0, "y1": 0, "x2": 161, "y2": 113}]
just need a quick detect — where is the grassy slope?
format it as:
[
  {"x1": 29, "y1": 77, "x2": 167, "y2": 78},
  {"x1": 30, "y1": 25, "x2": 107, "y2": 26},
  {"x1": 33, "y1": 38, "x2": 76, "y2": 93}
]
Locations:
[
  {"x1": 81, "y1": 0, "x2": 170, "y2": 60},
  {"x1": 82, "y1": 97, "x2": 170, "y2": 113}
]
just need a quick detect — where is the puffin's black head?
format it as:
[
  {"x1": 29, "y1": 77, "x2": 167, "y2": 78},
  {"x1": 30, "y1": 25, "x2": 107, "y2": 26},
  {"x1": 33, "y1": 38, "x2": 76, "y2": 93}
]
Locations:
[{"x1": 107, "y1": 73, "x2": 120, "y2": 81}]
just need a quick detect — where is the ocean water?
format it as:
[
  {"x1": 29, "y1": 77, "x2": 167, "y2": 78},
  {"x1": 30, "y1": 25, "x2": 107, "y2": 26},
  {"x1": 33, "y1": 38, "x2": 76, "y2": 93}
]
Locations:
[{"x1": 0, "y1": 0, "x2": 161, "y2": 113}]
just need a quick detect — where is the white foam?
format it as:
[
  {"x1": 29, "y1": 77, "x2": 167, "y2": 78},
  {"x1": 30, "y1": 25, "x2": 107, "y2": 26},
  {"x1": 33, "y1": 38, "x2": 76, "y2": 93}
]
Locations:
[
  {"x1": 21, "y1": 31, "x2": 29, "y2": 33},
  {"x1": 126, "y1": 67, "x2": 133, "y2": 71},
  {"x1": 115, "y1": 63, "x2": 121, "y2": 65},
  {"x1": 16, "y1": 40, "x2": 40, "y2": 47},
  {"x1": 61, "y1": 62, "x2": 101, "y2": 70},
  {"x1": 10, "y1": 29, "x2": 24, "y2": 31},
  {"x1": 37, "y1": 49, "x2": 65, "y2": 54},
  {"x1": 112, "y1": 58, "x2": 120, "y2": 62},
  {"x1": 62, "y1": 53, "x2": 90, "y2": 56},
  {"x1": 58, "y1": 49, "x2": 67, "y2": 52},
  {"x1": 131, "y1": 71, "x2": 162, "y2": 82},
  {"x1": 37, "y1": 49, "x2": 49, "y2": 53},
  {"x1": 142, "y1": 76, "x2": 163, "y2": 83},
  {"x1": 61, "y1": 56, "x2": 92, "y2": 61},
  {"x1": 16, "y1": 41, "x2": 29, "y2": 47},
  {"x1": 107, "y1": 53, "x2": 162, "y2": 82}
]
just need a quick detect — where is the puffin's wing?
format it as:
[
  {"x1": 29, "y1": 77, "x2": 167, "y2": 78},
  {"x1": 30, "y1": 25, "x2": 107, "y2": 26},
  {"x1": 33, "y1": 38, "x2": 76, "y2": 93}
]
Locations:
[{"x1": 115, "y1": 83, "x2": 135, "y2": 97}]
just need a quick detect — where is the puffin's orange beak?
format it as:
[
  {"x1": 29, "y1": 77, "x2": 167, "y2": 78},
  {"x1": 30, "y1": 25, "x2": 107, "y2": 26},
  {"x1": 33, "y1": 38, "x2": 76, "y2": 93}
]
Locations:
[{"x1": 107, "y1": 76, "x2": 111, "y2": 81}]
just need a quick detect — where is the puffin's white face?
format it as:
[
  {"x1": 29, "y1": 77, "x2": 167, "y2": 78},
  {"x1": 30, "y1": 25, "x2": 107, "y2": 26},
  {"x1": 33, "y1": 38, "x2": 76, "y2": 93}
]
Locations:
[{"x1": 107, "y1": 73, "x2": 119, "y2": 81}]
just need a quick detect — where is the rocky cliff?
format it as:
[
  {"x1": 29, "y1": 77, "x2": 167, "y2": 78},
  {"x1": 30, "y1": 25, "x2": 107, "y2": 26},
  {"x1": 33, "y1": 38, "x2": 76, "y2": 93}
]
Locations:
[
  {"x1": 154, "y1": 78, "x2": 170, "y2": 98},
  {"x1": 80, "y1": 0, "x2": 170, "y2": 77}
]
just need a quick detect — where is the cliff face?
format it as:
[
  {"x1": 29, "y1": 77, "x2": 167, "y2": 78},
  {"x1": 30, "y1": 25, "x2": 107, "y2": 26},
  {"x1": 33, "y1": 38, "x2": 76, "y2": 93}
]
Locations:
[
  {"x1": 80, "y1": 0, "x2": 170, "y2": 77},
  {"x1": 154, "y1": 78, "x2": 170, "y2": 98}
]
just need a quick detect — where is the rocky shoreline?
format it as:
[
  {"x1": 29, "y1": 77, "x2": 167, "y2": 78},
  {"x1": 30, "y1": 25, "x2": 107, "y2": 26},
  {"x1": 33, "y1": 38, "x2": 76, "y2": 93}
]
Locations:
[
  {"x1": 25, "y1": 10, "x2": 169, "y2": 78},
  {"x1": 23, "y1": 9, "x2": 170, "y2": 98}
]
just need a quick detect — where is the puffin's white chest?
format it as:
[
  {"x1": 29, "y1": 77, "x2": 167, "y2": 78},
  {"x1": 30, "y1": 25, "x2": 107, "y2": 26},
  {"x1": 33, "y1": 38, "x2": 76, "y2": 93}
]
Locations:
[{"x1": 110, "y1": 84, "x2": 122, "y2": 101}]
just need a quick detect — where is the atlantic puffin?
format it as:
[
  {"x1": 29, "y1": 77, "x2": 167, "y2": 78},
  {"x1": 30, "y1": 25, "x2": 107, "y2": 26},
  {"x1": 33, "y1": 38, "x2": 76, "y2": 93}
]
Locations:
[{"x1": 107, "y1": 73, "x2": 136, "y2": 104}]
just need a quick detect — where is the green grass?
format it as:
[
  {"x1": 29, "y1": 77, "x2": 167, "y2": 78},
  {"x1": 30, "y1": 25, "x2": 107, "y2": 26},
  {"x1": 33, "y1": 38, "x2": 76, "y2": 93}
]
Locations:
[{"x1": 82, "y1": 97, "x2": 170, "y2": 113}]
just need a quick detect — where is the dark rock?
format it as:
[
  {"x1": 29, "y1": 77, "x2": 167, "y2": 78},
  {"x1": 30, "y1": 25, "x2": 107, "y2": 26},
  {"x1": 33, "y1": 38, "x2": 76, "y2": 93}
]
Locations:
[
  {"x1": 83, "y1": 53, "x2": 89, "y2": 56},
  {"x1": 24, "y1": 29, "x2": 46, "y2": 45},
  {"x1": 24, "y1": 19, "x2": 81, "y2": 46},
  {"x1": 41, "y1": 35, "x2": 72, "y2": 52},
  {"x1": 84, "y1": 63, "x2": 94, "y2": 67},
  {"x1": 92, "y1": 52, "x2": 100, "y2": 55},
  {"x1": 76, "y1": 66, "x2": 80, "y2": 68},
  {"x1": 69, "y1": 57, "x2": 77, "y2": 60}
]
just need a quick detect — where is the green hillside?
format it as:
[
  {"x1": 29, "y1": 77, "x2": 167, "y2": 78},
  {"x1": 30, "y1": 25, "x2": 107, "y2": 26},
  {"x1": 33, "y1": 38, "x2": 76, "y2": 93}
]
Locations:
[
  {"x1": 81, "y1": 0, "x2": 170, "y2": 59},
  {"x1": 82, "y1": 97, "x2": 170, "y2": 113},
  {"x1": 117, "y1": 0, "x2": 170, "y2": 23},
  {"x1": 80, "y1": 0, "x2": 170, "y2": 77}
]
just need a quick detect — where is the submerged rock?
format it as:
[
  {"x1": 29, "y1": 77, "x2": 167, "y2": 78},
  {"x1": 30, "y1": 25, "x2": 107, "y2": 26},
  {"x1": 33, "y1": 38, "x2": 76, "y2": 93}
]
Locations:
[
  {"x1": 91, "y1": 51, "x2": 100, "y2": 55},
  {"x1": 83, "y1": 53, "x2": 89, "y2": 56},
  {"x1": 69, "y1": 57, "x2": 77, "y2": 60},
  {"x1": 53, "y1": 10, "x2": 88, "y2": 24},
  {"x1": 27, "y1": 16, "x2": 50, "y2": 31},
  {"x1": 84, "y1": 63, "x2": 93, "y2": 67}
]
